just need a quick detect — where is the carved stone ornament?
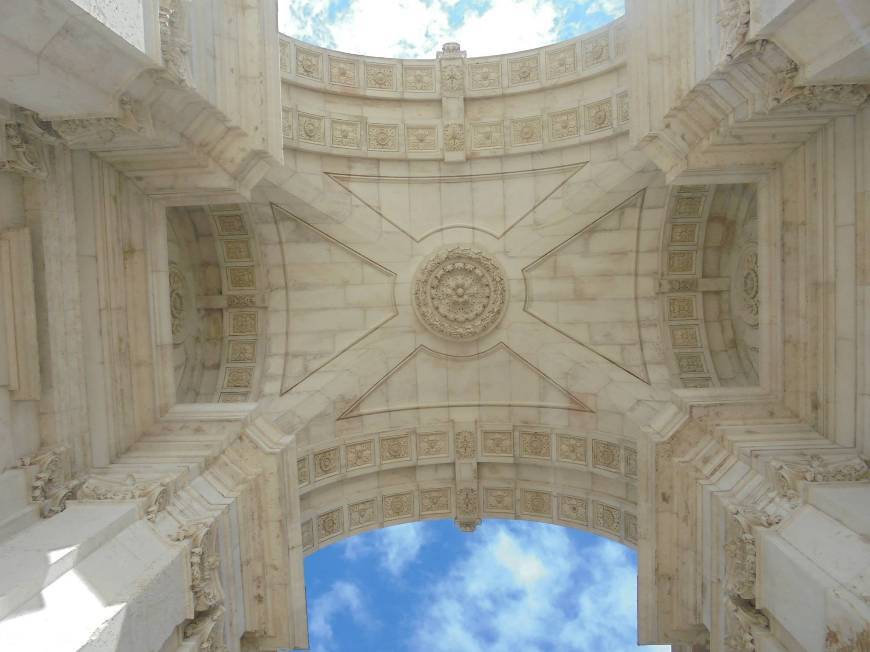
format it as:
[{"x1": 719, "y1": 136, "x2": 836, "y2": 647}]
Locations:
[
  {"x1": 717, "y1": 0, "x2": 751, "y2": 64},
  {"x1": 768, "y1": 454, "x2": 869, "y2": 505},
  {"x1": 53, "y1": 94, "x2": 154, "y2": 146},
  {"x1": 159, "y1": 0, "x2": 193, "y2": 87},
  {"x1": 0, "y1": 122, "x2": 47, "y2": 177},
  {"x1": 77, "y1": 474, "x2": 172, "y2": 521},
  {"x1": 769, "y1": 61, "x2": 870, "y2": 111},
  {"x1": 444, "y1": 123, "x2": 465, "y2": 152},
  {"x1": 173, "y1": 522, "x2": 225, "y2": 614},
  {"x1": 183, "y1": 605, "x2": 228, "y2": 652},
  {"x1": 724, "y1": 504, "x2": 781, "y2": 602},
  {"x1": 412, "y1": 245, "x2": 508, "y2": 341},
  {"x1": 17, "y1": 447, "x2": 66, "y2": 503},
  {"x1": 724, "y1": 596, "x2": 770, "y2": 652},
  {"x1": 16, "y1": 447, "x2": 78, "y2": 517}
]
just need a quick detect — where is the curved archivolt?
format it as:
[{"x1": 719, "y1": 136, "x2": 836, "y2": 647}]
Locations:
[{"x1": 296, "y1": 421, "x2": 638, "y2": 555}]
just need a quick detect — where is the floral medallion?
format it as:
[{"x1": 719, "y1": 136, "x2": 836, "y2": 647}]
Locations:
[{"x1": 412, "y1": 245, "x2": 507, "y2": 341}]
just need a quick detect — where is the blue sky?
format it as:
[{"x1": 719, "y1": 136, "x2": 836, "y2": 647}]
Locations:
[
  {"x1": 300, "y1": 519, "x2": 670, "y2": 652},
  {"x1": 278, "y1": 0, "x2": 625, "y2": 58}
]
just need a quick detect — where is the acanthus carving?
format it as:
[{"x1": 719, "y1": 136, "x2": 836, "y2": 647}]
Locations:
[
  {"x1": 77, "y1": 474, "x2": 172, "y2": 522},
  {"x1": 724, "y1": 596, "x2": 770, "y2": 652},
  {"x1": 768, "y1": 61, "x2": 870, "y2": 111},
  {"x1": 16, "y1": 447, "x2": 78, "y2": 517},
  {"x1": 717, "y1": 0, "x2": 751, "y2": 64},
  {"x1": 173, "y1": 522, "x2": 225, "y2": 614},
  {"x1": 768, "y1": 454, "x2": 869, "y2": 505},
  {"x1": 53, "y1": 94, "x2": 154, "y2": 146},
  {"x1": 0, "y1": 122, "x2": 47, "y2": 178},
  {"x1": 182, "y1": 604, "x2": 228, "y2": 652},
  {"x1": 159, "y1": 0, "x2": 193, "y2": 87},
  {"x1": 723, "y1": 504, "x2": 781, "y2": 602}
]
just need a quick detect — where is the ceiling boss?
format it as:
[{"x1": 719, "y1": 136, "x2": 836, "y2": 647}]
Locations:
[{"x1": 412, "y1": 245, "x2": 508, "y2": 341}]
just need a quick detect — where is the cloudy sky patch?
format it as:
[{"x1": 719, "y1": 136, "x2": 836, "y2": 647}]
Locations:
[
  {"x1": 279, "y1": 0, "x2": 625, "y2": 58},
  {"x1": 303, "y1": 519, "x2": 669, "y2": 652}
]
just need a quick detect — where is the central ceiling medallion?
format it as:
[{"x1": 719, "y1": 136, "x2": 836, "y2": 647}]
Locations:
[{"x1": 412, "y1": 245, "x2": 508, "y2": 341}]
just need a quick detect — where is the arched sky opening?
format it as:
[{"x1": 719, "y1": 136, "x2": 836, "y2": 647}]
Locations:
[
  {"x1": 278, "y1": 0, "x2": 625, "y2": 58},
  {"x1": 302, "y1": 518, "x2": 671, "y2": 651}
]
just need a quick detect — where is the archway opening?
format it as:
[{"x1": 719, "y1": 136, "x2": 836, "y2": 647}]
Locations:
[{"x1": 302, "y1": 519, "x2": 670, "y2": 651}]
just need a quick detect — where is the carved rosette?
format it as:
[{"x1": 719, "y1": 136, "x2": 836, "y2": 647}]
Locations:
[{"x1": 412, "y1": 245, "x2": 508, "y2": 341}]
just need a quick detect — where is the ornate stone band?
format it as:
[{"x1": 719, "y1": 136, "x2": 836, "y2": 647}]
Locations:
[{"x1": 412, "y1": 245, "x2": 508, "y2": 341}]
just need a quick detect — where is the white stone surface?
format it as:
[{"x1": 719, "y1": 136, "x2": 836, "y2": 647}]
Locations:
[{"x1": 0, "y1": 1, "x2": 869, "y2": 650}]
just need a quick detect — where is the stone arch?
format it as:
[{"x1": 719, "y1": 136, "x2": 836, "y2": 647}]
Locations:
[
  {"x1": 658, "y1": 183, "x2": 761, "y2": 389},
  {"x1": 295, "y1": 420, "x2": 639, "y2": 556},
  {"x1": 163, "y1": 203, "x2": 269, "y2": 404}
]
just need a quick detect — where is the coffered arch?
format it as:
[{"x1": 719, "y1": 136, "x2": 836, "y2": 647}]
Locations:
[{"x1": 295, "y1": 420, "x2": 639, "y2": 556}]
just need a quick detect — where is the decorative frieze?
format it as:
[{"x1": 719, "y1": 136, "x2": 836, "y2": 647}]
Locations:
[
  {"x1": 584, "y1": 98, "x2": 613, "y2": 133},
  {"x1": 520, "y1": 431, "x2": 551, "y2": 459},
  {"x1": 313, "y1": 447, "x2": 340, "y2": 479},
  {"x1": 581, "y1": 32, "x2": 610, "y2": 68},
  {"x1": 404, "y1": 65, "x2": 435, "y2": 92},
  {"x1": 328, "y1": 56, "x2": 358, "y2": 87},
  {"x1": 469, "y1": 62, "x2": 500, "y2": 90},
  {"x1": 417, "y1": 432, "x2": 449, "y2": 458},
  {"x1": 484, "y1": 488, "x2": 514, "y2": 513},
  {"x1": 366, "y1": 63, "x2": 396, "y2": 90},
  {"x1": 345, "y1": 440, "x2": 374, "y2": 470},
  {"x1": 482, "y1": 430, "x2": 513, "y2": 456},
  {"x1": 558, "y1": 495, "x2": 588, "y2": 524},
  {"x1": 768, "y1": 454, "x2": 869, "y2": 505},
  {"x1": 367, "y1": 124, "x2": 399, "y2": 152},
  {"x1": 546, "y1": 45, "x2": 576, "y2": 79},
  {"x1": 53, "y1": 94, "x2": 154, "y2": 146},
  {"x1": 78, "y1": 475, "x2": 171, "y2": 522},
  {"x1": 592, "y1": 439, "x2": 620, "y2": 472},
  {"x1": 511, "y1": 117, "x2": 543, "y2": 146},
  {"x1": 558, "y1": 435, "x2": 587, "y2": 464},
  {"x1": 549, "y1": 108, "x2": 579, "y2": 140},
  {"x1": 380, "y1": 433, "x2": 411, "y2": 463},
  {"x1": 509, "y1": 55, "x2": 539, "y2": 85},
  {"x1": 383, "y1": 492, "x2": 413, "y2": 520},
  {"x1": 420, "y1": 488, "x2": 451, "y2": 515},
  {"x1": 593, "y1": 501, "x2": 622, "y2": 535},
  {"x1": 318, "y1": 508, "x2": 343, "y2": 541},
  {"x1": 348, "y1": 499, "x2": 376, "y2": 529},
  {"x1": 768, "y1": 61, "x2": 870, "y2": 110},
  {"x1": 296, "y1": 47, "x2": 323, "y2": 80},
  {"x1": 455, "y1": 430, "x2": 476, "y2": 458}
]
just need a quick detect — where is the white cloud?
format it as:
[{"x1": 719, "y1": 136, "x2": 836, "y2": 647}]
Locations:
[
  {"x1": 340, "y1": 521, "x2": 429, "y2": 576},
  {"x1": 407, "y1": 521, "x2": 670, "y2": 652},
  {"x1": 279, "y1": 0, "x2": 570, "y2": 58},
  {"x1": 308, "y1": 581, "x2": 370, "y2": 652},
  {"x1": 585, "y1": 0, "x2": 624, "y2": 18}
]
